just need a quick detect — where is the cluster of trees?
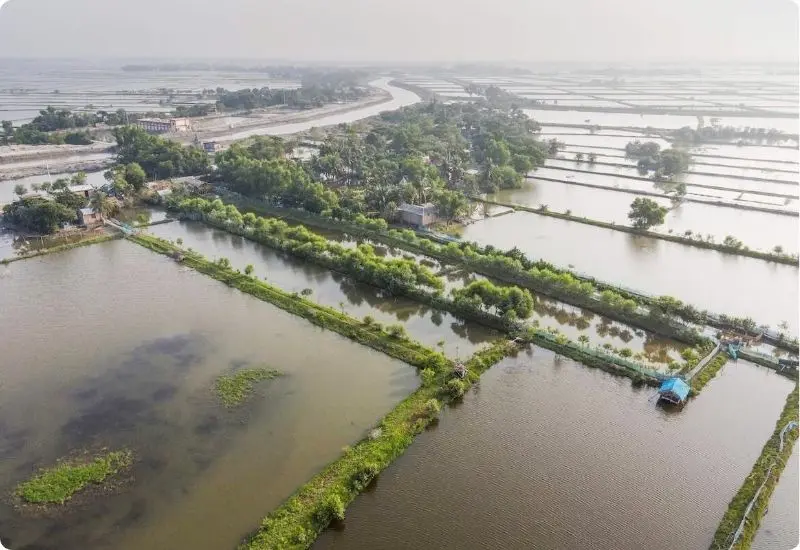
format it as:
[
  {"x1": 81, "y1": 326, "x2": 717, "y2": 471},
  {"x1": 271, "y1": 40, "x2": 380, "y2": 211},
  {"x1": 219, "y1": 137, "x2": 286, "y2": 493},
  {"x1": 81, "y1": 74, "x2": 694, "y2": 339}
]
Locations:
[
  {"x1": 211, "y1": 102, "x2": 546, "y2": 225},
  {"x1": 114, "y1": 126, "x2": 209, "y2": 179},
  {"x1": 3, "y1": 172, "x2": 120, "y2": 233},
  {"x1": 672, "y1": 123, "x2": 792, "y2": 145},
  {"x1": 451, "y1": 279, "x2": 534, "y2": 321},
  {"x1": 625, "y1": 141, "x2": 691, "y2": 180},
  {"x1": 628, "y1": 198, "x2": 669, "y2": 230},
  {"x1": 216, "y1": 72, "x2": 368, "y2": 111},
  {"x1": 103, "y1": 162, "x2": 148, "y2": 196},
  {"x1": 170, "y1": 197, "x2": 443, "y2": 295}
]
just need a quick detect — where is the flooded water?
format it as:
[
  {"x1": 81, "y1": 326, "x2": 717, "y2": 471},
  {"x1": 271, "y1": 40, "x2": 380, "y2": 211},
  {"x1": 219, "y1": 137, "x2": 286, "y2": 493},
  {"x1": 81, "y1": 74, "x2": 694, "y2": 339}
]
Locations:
[
  {"x1": 460, "y1": 212, "x2": 799, "y2": 335},
  {"x1": 543, "y1": 160, "x2": 798, "y2": 198},
  {"x1": 491, "y1": 178, "x2": 799, "y2": 253},
  {"x1": 147, "y1": 218, "x2": 687, "y2": 366},
  {"x1": 221, "y1": 78, "x2": 420, "y2": 140},
  {"x1": 0, "y1": 239, "x2": 419, "y2": 550},
  {"x1": 526, "y1": 109, "x2": 799, "y2": 134},
  {"x1": 315, "y1": 350, "x2": 795, "y2": 550},
  {"x1": 752, "y1": 447, "x2": 799, "y2": 550}
]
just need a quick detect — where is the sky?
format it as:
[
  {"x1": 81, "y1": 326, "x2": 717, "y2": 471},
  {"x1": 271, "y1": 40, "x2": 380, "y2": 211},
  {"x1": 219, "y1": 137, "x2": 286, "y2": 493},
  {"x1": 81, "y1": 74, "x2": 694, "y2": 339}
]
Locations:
[{"x1": 0, "y1": 0, "x2": 797, "y2": 63}]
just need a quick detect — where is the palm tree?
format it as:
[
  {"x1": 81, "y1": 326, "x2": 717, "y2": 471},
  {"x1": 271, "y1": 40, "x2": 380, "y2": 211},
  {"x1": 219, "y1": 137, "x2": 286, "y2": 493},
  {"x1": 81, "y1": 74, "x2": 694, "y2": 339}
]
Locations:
[{"x1": 90, "y1": 191, "x2": 116, "y2": 219}]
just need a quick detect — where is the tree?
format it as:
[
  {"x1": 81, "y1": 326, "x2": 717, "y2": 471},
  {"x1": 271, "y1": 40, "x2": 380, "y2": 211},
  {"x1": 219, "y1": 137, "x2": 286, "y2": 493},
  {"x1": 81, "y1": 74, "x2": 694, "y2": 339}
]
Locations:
[
  {"x1": 90, "y1": 191, "x2": 117, "y2": 218},
  {"x1": 575, "y1": 152, "x2": 584, "y2": 162},
  {"x1": 13, "y1": 184, "x2": 27, "y2": 197},
  {"x1": 124, "y1": 162, "x2": 147, "y2": 190},
  {"x1": 587, "y1": 152, "x2": 597, "y2": 164},
  {"x1": 1, "y1": 120, "x2": 13, "y2": 144},
  {"x1": 628, "y1": 198, "x2": 668, "y2": 230},
  {"x1": 432, "y1": 189, "x2": 468, "y2": 223},
  {"x1": 244, "y1": 264, "x2": 255, "y2": 276}
]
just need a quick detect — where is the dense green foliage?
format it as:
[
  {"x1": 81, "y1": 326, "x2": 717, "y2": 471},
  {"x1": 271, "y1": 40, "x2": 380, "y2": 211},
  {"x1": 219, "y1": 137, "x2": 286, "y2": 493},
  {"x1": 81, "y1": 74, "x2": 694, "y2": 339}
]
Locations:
[
  {"x1": 114, "y1": 126, "x2": 209, "y2": 179},
  {"x1": 711, "y1": 387, "x2": 798, "y2": 549},
  {"x1": 2, "y1": 197, "x2": 77, "y2": 234},
  {"x1": 628, "y1": 197, "x2": 669, "y2": 230},
  {"x1": 672, "y1": 123, "x2": 792, "y2": 145},
  {"x1": 212, "y1": 102, "x2": 545, "y2": 224},
  {"x1": 16, "y1": 450, "x2": 133, "y2": 505},
  {"x1": 215, "y1": 367, "x2": 282, "y2": 407}
]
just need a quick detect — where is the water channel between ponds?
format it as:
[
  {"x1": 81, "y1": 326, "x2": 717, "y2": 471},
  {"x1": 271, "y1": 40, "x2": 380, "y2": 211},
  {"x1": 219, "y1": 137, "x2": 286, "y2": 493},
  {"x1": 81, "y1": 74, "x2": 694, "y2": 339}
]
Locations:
[
  {"x1": 459, "y1": 212, "x2": 799, "y2": 336},
  {"x1": 489, "y1": 178, "x2": 800, "y2": 254},
  {"x1": 315, "y1": 349, "x2": 796, "y2": 550},
  {"x1": 147, "y1": 217, "x2": 688, "y2": 367},
  {"x1": 0, "y1": 239, "x2": 420, "y2": 550}
]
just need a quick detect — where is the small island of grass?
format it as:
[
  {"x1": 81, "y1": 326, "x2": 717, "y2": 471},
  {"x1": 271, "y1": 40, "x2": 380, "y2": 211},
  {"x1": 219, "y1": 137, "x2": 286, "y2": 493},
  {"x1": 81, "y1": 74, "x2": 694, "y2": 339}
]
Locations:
[
  {"x1": 16, "y1": 449, "x2": 133, "y2": 505},
  {"x1": 215, "y1": 367, "x2": 282, "y2": 408}
]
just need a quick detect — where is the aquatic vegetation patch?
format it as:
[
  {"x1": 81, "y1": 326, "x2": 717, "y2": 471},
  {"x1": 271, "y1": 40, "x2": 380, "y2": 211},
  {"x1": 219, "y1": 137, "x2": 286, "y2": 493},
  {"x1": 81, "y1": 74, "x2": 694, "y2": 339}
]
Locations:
[
  {"x1": 216, "y1": 367, "x2": 282, "y2": 407},
  {"x1": 15, "y1": 449, "x2": 133, "y2": 505}
]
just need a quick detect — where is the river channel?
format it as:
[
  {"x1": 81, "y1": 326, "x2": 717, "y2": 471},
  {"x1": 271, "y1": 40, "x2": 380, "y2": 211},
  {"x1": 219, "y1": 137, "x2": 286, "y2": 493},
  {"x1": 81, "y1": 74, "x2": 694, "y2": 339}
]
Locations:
[
  {"x1": 315, "y1": 349, "x2": 795, "y2": 550},
  {"x1": 0, "y1": 239, "x2": 419, "y2": 550}
]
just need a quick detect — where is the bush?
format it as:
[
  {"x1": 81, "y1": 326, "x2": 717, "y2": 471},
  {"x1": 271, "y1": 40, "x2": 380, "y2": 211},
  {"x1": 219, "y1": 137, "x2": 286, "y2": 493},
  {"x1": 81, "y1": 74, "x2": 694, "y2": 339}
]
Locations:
[
  {"x1": 446, "y1": 378, "x2": 466, "y2": 399},
  {"x1": 350, "y1": 462, "x2": 380, "y2": 492},
  {"x1": 423, "y1": 398, "x2": 441, "y2": 418},
  {"x1": 314, "y1": 494, "x2": 345, "y2": 526},
  {"x1": 420, "y1": 368, "x2": 437, "y2": 387}
]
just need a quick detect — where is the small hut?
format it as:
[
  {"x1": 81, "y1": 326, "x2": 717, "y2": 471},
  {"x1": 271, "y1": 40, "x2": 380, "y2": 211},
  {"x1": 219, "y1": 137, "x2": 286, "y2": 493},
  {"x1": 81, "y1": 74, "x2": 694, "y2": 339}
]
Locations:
[{"x1": 658, "y1": 377, "x2": 690, "y2": 406}]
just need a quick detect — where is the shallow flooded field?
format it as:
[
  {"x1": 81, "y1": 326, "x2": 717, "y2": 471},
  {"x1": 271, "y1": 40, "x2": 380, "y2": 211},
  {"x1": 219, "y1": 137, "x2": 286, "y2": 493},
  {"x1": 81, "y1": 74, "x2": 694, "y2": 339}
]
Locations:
[
  {"x1": 0, "y1": 240, "x2": 419, "y2": 550},
  {"x1": 490, "y1": 178, "x2": 799, "y2": 253},
  {"x1": 460, "y1": 212, "x2": 799, "y2": 335},
  {"x1": 315, "y1": 349, "x2": 795, "y2": 550}
]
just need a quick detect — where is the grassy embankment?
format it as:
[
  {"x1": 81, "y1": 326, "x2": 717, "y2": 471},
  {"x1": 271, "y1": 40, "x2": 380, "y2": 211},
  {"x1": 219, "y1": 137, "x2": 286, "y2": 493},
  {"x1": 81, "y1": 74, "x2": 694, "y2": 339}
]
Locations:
[
  {"x1": 216, "y1": 367, "x2": 282, "y2": 408},
  {"x1": 239, "y1": 340, "x2": 517, "y2": 549},
  {"x1": 475, "y1": 197, "x2": 799, "y2": 266},
  {"x1": 710, "y1": 386, "x2": 798, "y2": 549},
  {"x1": 689, "y1": 354, "x2": 728, "y2": 394},
  {"x1": 129, "y1": 233, "x2": 447, "y2": 372},
  {"x1": 217, "y1": 195, "x2": 706, "y2": 346},
  {"x1": 0, "y1": 233, "x2": 121, "y2": 265},
  {"x1": 15, "y1": 450, "x2": 133, "y2": 505}
]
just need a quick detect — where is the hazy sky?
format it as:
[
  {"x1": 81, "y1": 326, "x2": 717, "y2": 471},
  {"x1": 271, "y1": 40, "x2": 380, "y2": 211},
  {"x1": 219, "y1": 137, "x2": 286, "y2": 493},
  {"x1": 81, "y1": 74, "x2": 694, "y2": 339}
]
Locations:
[{"x1": 0, "y1": 0, "x2": 797, "y2": 63}]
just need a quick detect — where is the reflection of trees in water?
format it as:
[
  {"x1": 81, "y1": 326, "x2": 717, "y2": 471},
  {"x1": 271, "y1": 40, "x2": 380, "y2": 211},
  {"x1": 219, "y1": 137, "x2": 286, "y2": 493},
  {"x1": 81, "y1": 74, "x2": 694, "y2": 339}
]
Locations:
[
  {"x1": 534, "y1": 296, "x2": 596, "y2": 331},
  {"x1": 449, "y1": 320, "x2": 497, "y2": 345},
  {"x1": 430, "y1": 310, "x2": 444, "y2": 326}
]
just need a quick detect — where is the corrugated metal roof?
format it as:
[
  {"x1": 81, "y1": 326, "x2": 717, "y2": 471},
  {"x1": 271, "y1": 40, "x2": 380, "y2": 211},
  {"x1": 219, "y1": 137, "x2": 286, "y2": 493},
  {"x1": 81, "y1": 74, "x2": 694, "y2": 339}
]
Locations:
[
  {"x1": 79, "y1": 207, "x2": 95, "y2": 215},
  {"x1": 398, "y1": 202, "x2": 436, "y2": 215},
  {"x1": 659, "y1": 377, "x2": 690, "y2": 401}
]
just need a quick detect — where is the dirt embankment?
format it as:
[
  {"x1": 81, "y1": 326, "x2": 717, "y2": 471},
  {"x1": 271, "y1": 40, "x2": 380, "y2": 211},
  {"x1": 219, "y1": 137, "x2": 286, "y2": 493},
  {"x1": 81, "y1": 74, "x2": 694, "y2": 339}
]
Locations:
[
  {"x1": 0, "y1": 142, "x2": 114, "y2": 164},
  {"x1": 169, "y1": 88, "x2": 393, "y2": 144}
]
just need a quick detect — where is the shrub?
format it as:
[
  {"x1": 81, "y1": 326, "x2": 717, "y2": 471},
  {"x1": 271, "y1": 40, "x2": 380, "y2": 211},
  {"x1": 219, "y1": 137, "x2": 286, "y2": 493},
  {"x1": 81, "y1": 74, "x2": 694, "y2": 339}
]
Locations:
[
  {"x1": 420, "y1": 368, "x2": 437, "y2": 387},
  {"x1": 315, "y1": 494, "x2": 345, "y2": 526},
  {"x1": 350, "y1": 462, "x2": 380, "y2": 492},
  {"x1": 446, "y1": 378, "x2": 466, "y2": 399},
  {"x1": 423, "y1": 398, "x2": 441, "y2": 418}
]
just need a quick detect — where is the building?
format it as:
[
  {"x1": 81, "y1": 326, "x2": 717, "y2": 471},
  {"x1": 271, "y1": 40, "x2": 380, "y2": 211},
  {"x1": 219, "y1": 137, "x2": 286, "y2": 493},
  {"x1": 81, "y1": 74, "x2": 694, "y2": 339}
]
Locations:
[
  {"x1": 397, "y1": 203, "x2": 438, "y2": 228},
  {"x1": 136, "y1": 118, "x2": 191, "y2": 134},
  {"x1": 78, "y1": 207, "x2": 103, "y2": 227},
  {"x1": 658, "y1": 377, "x2": 690, "y2": 406},
  {"x1": 68, "y1": 184, "x2": 95, "y2": 198},
  {"x1": 203, "y1": 141, "x2": 223, "y2": 153}
]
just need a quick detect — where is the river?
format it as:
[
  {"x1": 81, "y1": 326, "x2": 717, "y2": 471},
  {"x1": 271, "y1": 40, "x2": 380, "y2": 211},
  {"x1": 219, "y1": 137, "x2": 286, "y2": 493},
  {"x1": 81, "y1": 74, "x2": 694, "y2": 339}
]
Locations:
[
  {"x1": 220, "y1": 78, "x2": 420, "y2": 141},
  {"x1": 0, "y1": 239, "x2": 420, "y2": 550},
  {"x1": 459, "y1": 211, "x2": 799, "y2": 335},
  {"x1": 315, "y1": 349, "x2": 795, "y2": 550},
  {"x1": 490, "y1": 178, "x2": 799, "y2": 253}
]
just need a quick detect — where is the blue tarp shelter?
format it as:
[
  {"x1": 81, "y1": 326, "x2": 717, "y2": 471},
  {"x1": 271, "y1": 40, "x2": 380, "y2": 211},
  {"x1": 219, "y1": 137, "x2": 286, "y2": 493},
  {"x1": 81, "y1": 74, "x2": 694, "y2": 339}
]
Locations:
[{"x1": 658, "y1": 377, "x2": 690, "y2": 404}]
